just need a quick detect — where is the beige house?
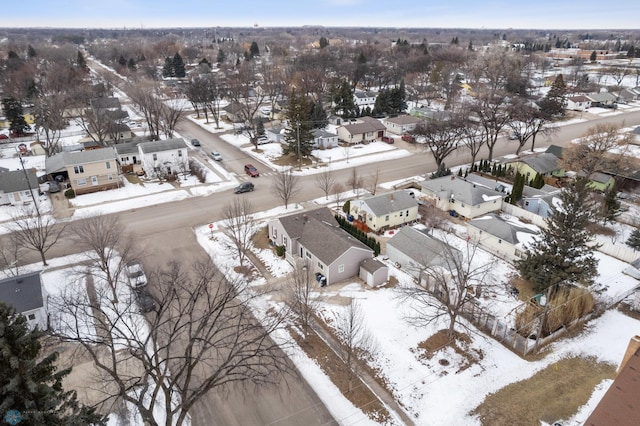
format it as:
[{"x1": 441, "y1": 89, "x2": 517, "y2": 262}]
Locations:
[
  {"x1": 336, "y1": 116, "x2": 386, "y2": 144},
  {"x1": 45, "y1": 147, "x2": 120, "y2": 195},
  {"x1": 383, "y1": 115, "x2": 422, "y2": 135},
  {"x1": 349, "y1": 190, "x2": 418, "y2": 233},
  {"x1": 420, "y1": 176, "x2": 506, "y2": 219},
  {"x1": 467, "y1": 213, "x2": 538, "y2": 262}
]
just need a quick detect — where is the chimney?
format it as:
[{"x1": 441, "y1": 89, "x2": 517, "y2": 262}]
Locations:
[
  {"x1": 389, "y1": 193, "x2": 394, "y2": 201},
  {"x1": 619, "y1": 335, "x2": 640, "y2": 373}
]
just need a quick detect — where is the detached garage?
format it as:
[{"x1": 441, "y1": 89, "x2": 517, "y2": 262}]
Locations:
[{"x1": 359, "y1": 258, "x2": 388, "y2": 287}]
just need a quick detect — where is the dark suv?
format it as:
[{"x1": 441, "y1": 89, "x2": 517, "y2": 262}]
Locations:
[
  {"x1": 234, "y1": 182, "x2": 255, "y2": 194},
  {"x1": 244, "y1": 164, "x2": 259, "y2": 177}
]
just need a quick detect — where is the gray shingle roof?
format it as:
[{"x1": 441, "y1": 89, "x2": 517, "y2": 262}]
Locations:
[
  {"x1": 138, "y1": 138, "x2": 188, "y2": 154},
  {"x1": 0, "y1": 271, "x2": 44, "y2": 313},
  {"x1": 384, "y1": 115, "x2": 422, "y2": 125},
  {"x1": 358, "y1": 190, "x2": 417, "y2": 216},
  {"x1": 387, "y1": 226, "x2": 460, "y2": 266},
  {"x1": 510, "y1": 152, "x2": 560, "y2": 174},
  {"x1": 278, "y1": 207, "x2": 337, "y2": 240},
  {"x1": 45, "y1": 147, "x2": 118, "y2": 174},
  {"x1": 114, "y1": 141, "x2": 140, "y2": 156},
  {"x1": 360, "y1": 257, "x2": 386, "y2": 274},
  {"x1": 312, "y1": 129, "x2": 337, "y2": 139},
  {"x1": 421, "y1": 176, "x2": 506, "y2": 206},
  {"x1": 468, "y1": 213, "x2": 537, "y2": 245},
  {"x1": 0, "y1": 169, "x2": 38, "y2": 193}
]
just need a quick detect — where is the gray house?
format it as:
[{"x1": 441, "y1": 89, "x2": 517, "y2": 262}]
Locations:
[
  {"x1": 519, "y1": 185, "x2": 562, "y2": 218},
  {"x1": 0, "y1": 169, "x2": 39, "y2": 206},
  {"x1": 0, "y1": 271, "x2": 47, "y2": 330},
  {"x1": 386, "y1": 226, "x2": 460, "y2": 280},
  {"x1": 268, "y1": 207, "x2": 374, "y2": 285},
  {"x1": 359, "y1": 258, "x2": 388, "y2": 287},
  {"x1": 467, "y1": 213, "x2": 538, "y2": 262}
]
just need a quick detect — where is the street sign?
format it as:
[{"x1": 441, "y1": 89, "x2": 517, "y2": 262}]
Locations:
[{"x1": 208, "y1": 223, "x2": 214, "y2": 229}]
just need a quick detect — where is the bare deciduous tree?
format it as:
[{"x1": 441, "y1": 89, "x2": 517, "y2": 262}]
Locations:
[
  {"x1": 0, "y1": 233, "x2": 23, "y2": 276},
  {"x1": 336, "y1": 300, "x2": 375, "y2": 392},
  {"x1": 507, "y1": 99, "x2": 553, "y2": 155},
  {"x1": 563, "y1": 123, "x2": 632, "y2": 177},
  {"x1": 222, "y1": 198, "x2": 255, "y2": 267},
  {"x1": 50, "y1": 258, "x2": 290, "y2": 426},
  {"x1": 315, "y1": 169, "x2": 336, "y2": 200},
  {"x1": 365, "y1": 166, "x2": 381, "y2": 196},
  {"x1": 272, "y1": 168, "x2": 301, "y2": 209},
  {"x1": 347, "y1": 168, "x2": 362, "y2": 196},
  {"x1": 285, "y1": 259, "x2": 320, "y2": 334},
  {"x1": 8, "y1": 209, "x2": 66, "y2": 266},
  {"x1": 332, "y1": 183, "x2": 345, "y2": 210},
  {"x1": 413, "y1": 116, "x2": 464, "y2": 168},
  {"x1": 397, "y1": 235, "x2": 497, "y2": 340}
]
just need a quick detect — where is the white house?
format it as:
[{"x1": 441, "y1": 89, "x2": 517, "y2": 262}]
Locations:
[
  {"x1": 0, "y1": 169, "x2": 39, "y2": 206},
  {"x1": 312, "y1": 129, "x2": 339, "y2": 149},
  {"x1": 337, "y1": 116, "x2": 386, "y2": 144},
  {"x1": 467, "y1": 213, "x2": 538, "y2": 262},
  {"x1": 349, "y1": 190, "x2": 419, "y2": 233},
  {"x1": 383, "y1": 115, "x2": 422, "y2": 135},
  {"x1": 420, "y1": 176, "x2": 506, "y2": 219},
  {"x1": 566, "y1": 95, "x2": 592, "y2": 111},
  {"x1": 353, "y1": 90, "x2": 377, "y2": 112},
  {"x1": 138, "y1": 138, "x2": 189, "y2": 178},
  {"x1": 0, "y1": 271, "x2": 47, "y2": 330}
]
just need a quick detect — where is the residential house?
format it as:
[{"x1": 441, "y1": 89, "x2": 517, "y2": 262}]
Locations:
[
  {"x1": 386, "y1": 226, "x2": 461, "y2": 282},
  {"x1": 29, "y1": 141, "x2": 46, "y2": 156},
  {"x1": 358, "y1": 258, "x2": 388, "y2": 287},
  {"x1": 383, "y1": 115, "x2": 422, "y2": 135},
  {"x1": 138, "y1": 139, "x2": 189, "y2": 179},
  {"x1": 113, "y1": 142, "x2": 143, "y2": 174},
  {"x1": 353, "y1": 90, "x2": 377, "y2": 112},
  {"x1": 505, "y1": 152, "x2": 564, "y2": 181},
  {"x1": 613, "y1": 88, "x2": 640, "y2": 104},
  {"x1": 0, "y1": 271, "x2": 47, "y2": 330},
  {"x1": 519, "y1": 185, "x2": 562, "y2": 218},
  {"x1": 586, "y1": 171, "x2": 615, "y2": 192},
  {"x1": 467, "y1": 213, "x2": 538, "y2": 262},
  {"x1": 410, "y1": 107, "x2": 452, "y2": 121},
  {"x1": 312, "y1": 129, "x2": 339, "y2": 149},
  {"x1": 566, "y1": 95, "x2": 592, "y2": 111},
  {"x1": 0, "y1": 168, "x2": 39, "y2": 206},
  {"x1": 336, "y1": 116, "x2": 386, "y2": 144},
  {"x1": 222, "y1": 102, "x2": 248, "y2": 123},
  {"x1": 45, "y1": 147, "x2": 119, "y2": 195},
  {"x1": 586, "y1": 92, "x2": 618, "y2": 108},
  {"x1": 266, "y1": 126, "x2": 286, "y2": 144},
  {"x1": 268, "y1": 207, "x2": 374, "y2": 285},
  {"x1": 349, "y1": 190, "x2": 419, "y2": 233},
  {"x1": 79, "y1": 123, "x2": 136, "y2": 146},
  {"x1": 585, "y1": 335, "x2": 640, "y2": 426},
  {"x1": 420, "y1": 176, "x2": 506, "y2": 219}
]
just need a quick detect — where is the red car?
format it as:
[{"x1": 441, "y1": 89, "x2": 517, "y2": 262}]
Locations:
[
  {"x1": 382, "y1": 136, "x2": 395, "y2": 144},
  {"x1": 401, "y1": 134, "x2": 416, "y2": 143},
  {"x1": 244, "y1": 164, "x2": 259, "y2": 177}
]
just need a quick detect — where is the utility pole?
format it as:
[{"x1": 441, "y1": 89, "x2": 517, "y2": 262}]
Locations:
[
  {"x1": 16, "y1": 147, "x2": 41, "y2": 218},
  {"x1": 296, "y1": 121, "x2": 301, "y2": 171}
]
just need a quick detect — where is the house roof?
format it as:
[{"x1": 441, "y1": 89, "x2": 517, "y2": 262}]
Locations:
[
  {"x1": 387, "y1": 226, "x2": 460, "y2": 267},
  {"x1": 463, "y1": 173, "x2": 510, "y2": 193},
  {"x1": 312, "y1": 129, "x2": 337, "y2": 139},
  {"x1": 341, "y1": 121, "x2": 385, "y2": 136},
  {"x1": 587, "y1": 92, "x2": 618, "y2": 103},
  {"x1": 421, "y1": 176, "x2": 506, "y2": 206},
  {"x1": 384, "y1": 115, "x2": 422, "y2": 126},
  {"x1": 357, "y1": 190, "x2": 417, "y2": 217},
  {"x1": 585, "y1": 338, "x2": 640, "y2": 426},
  {"x1": 0, "y1": 271, "x2": 44, "y2": 313},
  {"x1": 354, "y1": 90, "x2": 376, "y2": 99},
  {"x1": 411, "y1": 108, "x2": 452, "y2": 121},
  {"x1": 45, "y1": 147, "x2": 118, "y2": 174},
  {"x1": 113, "y1": 141, "x2": 140, "y2": 156},
  {"x1": 590, "y1": 171, "x2": 613, "y2": 184},
  {"x1": 138, "y1": 138, "x2": 188, "y2": 154},
  {"x1": 545, "y1": 144, "x2": 564, "y2": 159},
  {"x1": 90, "y1": 97, "x2": 121, "y2": 110},
  {"x1": 0, "y1": 169, "x2": 38, "y2": 193},
  {"x1": 360, "y1": 257, "x2": 387, "y2": 274},
  {"x1": 468, "y1": 213, "x2": 537, "y2": 245},
  {"x1": 276, "y1": 207, "x2": 372, "y2": 265},
  {"x1": 509, "y1": 152, "x2": 560, "y2": 174},
  {"x1": 568, "y1": 95, "x2": 591, "y2": 102}
]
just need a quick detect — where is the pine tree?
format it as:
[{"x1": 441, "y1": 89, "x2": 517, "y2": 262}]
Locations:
[
  {"x1": 173, "y1": 52, "x2": 186, "y2": 77},
  {"x1": 332, "y1": 80, "x2": 358, "y2": 118},
  {"x1": 0, "y1": 303, "x2": 106, "y2": 425},
  {"x1": 309, "y1": 102, "x2": 328, "y2": 129},
  {"x1": 2, "y1": 97, "x2": 30, "y2": 135},
  {"x1": 249, "y1": 41, "x2": 260, "y2": 59},
  {"x1": 510, "y1": 172, "x2": 525, "y2": 204},
  {"x1": 602, "y1": 184, "x2": 620, "y2": 222},
  {"x1": 284, "y1": 89, "x2": 314, "y2": 158},
  {"x1": 27, "y1": 44, "x2": 37, "y2": 59},
  {"x1": 118, "y1": 55, "x2": 127, "y2": 67},
  {"x1": 590, "y1": 50, "x2": 597, "y2": 61},
  {"x1": 76, "y1": 50, "x2": 87, "y2": 70},
  {"x1": 256, "y1": 117, "x2": 265, "y2": 137},
  {"x1": 216, "y1": 48, "x2": 226, "y2": 64},
  {"x1": 319, "y1": 37, "x2": 329, "y2": 49},
  {"x1": 539, "y1": 74, "x2": 567, "y2": 117},
  {"x1": 627, "y1": 229, "x2": 640, "y2": 250},
  {"x1": 127, "y1": 58, "x2": 136, "y2": 70},
  {"x1": 517, "y1": 179, "x2": 599, "y2": 292},
  {"x1": 531, "y1": 173, "x2": 545, "y2": 189},
  {"x1": 162, "y1": 57, "x2": 174, "y2": 77}
]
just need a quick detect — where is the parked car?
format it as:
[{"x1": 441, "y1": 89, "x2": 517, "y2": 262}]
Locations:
[
  {"x1": 234, "y1": 182, "x2": 254, "y2": 194},
  {"x1": 382, "y1": 136, "x2": 395, "y2": 144},
  {"x1": 244, "y1": 164, "x2": 259, "y2": 177},
  {"x1": 47, "y1": 181, "x2": 61, "y2": 193},
  {"x1": 401, "y1": 134, "x2": 416, "y2": 143},
  {"x1": 257, "y1": 135, "x2": 270, "y2": 145},
  {"x1": 211, "y1": 151, "x2": 222, "y2": 161},
  {"x1": 191, "y1": 138, "x2": 201, "y2": 147},
  {"x1": 134, "y1": 287, "x2": 156, "y2": 313},
  {"x1": 126, "y1": 261, "x2": 148, "y2": 288}
]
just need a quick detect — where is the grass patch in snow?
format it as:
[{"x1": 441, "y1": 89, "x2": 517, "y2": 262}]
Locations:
[{"x1": 473, "y1": 356, "x2": 615, "y2": 426}]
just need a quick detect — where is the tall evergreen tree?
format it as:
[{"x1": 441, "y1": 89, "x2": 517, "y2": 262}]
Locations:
[
  {"x1": 0, "y1": 303, "x2": 106, "y2": 425},
  {"x1": 162, "y1": 57, "x2": 174, "y2": 77},
  {"x1": 627, "y1": 229, "x2": 640, "y2": 250},
  {"x1": 332, "y1": 80, "x2": 358, "y2": 118},
  {"x1": 216, "y1": 48, "x2": 226, "y2": 64},
  {"x1": 517, "y1": 179, "x2": 599, "y2": 292},
  {"x1": 601, "y1": 184, "x2": 620, "y2": 223},
  {"x1": 319, "y1": 37, "x2": 329, "y2": 49},
  {"x1": 284, "y1": 89, "x2": 314, "y2": 158},
  {"x1": 75, "y1": 50, "x2": 87, "y2": 70},
  {"x1": 249, "y1": 41, "x2": 260, "y2": 59},
  {"x1": 2, "y1": 97, "x2": 30, "y2": 135},
  {"x1": 27, "y1": 44, "x2": 37, "y2": 59},
  {"x1": 539, "y1": 74, "x2": 567, "y2": 117},
  {"x1": 309, "y1": 101, "x2": 328, "y2": 129},
  {"x1": 173, "y1": 52, "x2": 186, "y2": 77}
]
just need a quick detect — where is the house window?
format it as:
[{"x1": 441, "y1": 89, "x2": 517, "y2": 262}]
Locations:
[
  {"x1": 106, "y1": 161, "x2": 111, "y2": 169},
  {"x1": 525, "y1": 201, "x2": 529, "y2": 206},
  {"x1": 73, "y1": 165, "x2": 84, "y2": 174},
  {"x1": 283, "y1": 236, "x2": 287, "y2": 246},
  {"x1": 318, "y1": 263, "x2": 323, "y2": 270},
  {"x1": 77, "y1": 178, "x2": 87, "y2": 186},
  {"x1": 91, "y1": 176, "x2": 98, "y2": 186},
  {"x1": 385, "y1": 215, "x2": 389, "y2": 221},
  {"x1": 338, "y1": 264, "x2": 345, "y2": 273},
  {"x1": 498, "y1": 239, "x2": 502, "y2": 244},
  {"x1": 178, "y1": 150, "x2": 182, "y2": 157},
  {"x1": 28, "y1": 314, "x2": 35, "y2": 320},
  {"x1": 153, "y1": 153, "x2": 158, "y2": 161},
  {"x1": 406, "y1": 210, "x2": 409, "y2": 216},
  {"x1": 306, "y1": 251, "x2": 312, "y2": 259},
  {"x1": 273, "y1": 229, "x2": 277, "y2": 239},
  {"x1": 399, "y1": 211, "x2": 403, "y2": 217}
]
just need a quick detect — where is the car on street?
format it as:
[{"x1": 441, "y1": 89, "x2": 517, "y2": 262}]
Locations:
[
  {"x1": 244, "y1": 164, "x2": 259, "y2": 177},
  {"x1": 401, "y1": 134, "x2": 416, "y2": 143},
  {"x1": 234, "y1": 182, "x2": 255, "y2": 194},
  {"x1": 211, "y1": 151, "x2": 222, "y2": 161},
  {"x1": 191, "y1": 138, "x2": 201, "y2": 147},
  {"x1": 382, "y1": 135, "x2": 395, "y2": 144},
  {"x1": 133, "y1": 287, "x2": 156, "y2": 313},
  {"x1": 126, "y1": 261, "x2": 148, "y2": 288}
]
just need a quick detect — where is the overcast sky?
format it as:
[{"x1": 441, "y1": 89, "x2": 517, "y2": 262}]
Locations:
[{"x1": 4, "y1": 0, "x2": 640, "y2": 29}]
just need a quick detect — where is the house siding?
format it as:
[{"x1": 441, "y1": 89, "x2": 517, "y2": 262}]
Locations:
[
  {"x1": 67, "y1": 158, "x2": 119, "y2": 195},
  {"x1": 326, "y1": 247, "x2": 372, "y2": 285}
]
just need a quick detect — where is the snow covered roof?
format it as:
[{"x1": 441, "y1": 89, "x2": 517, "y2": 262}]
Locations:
[
  {"x1": 387, "y1": 226, "x2": 460, "y2": 266},
  {"x1": 138, "y1": 138, "x2": 188, "y2": 153},
  {"x1": 0, "y1": 169, "x2": 38, "y2": 193},
  {"x1": 468, "y1": 213, "x2": 538, "y2": 246},
  {"x1": 0, "y1": 271, "x2": 44, "y2": 313},
  {"x1": 355, "y1": 190, "x2": 417, "y2": 217},
  {"x1": 421, "y1": 176, "x2": 507, "y2": 206},
  {"x1": 508, "y1": 152, "x2": 561, "y2": 174},
  {"x1": 45, "y1": 147, "x2": 118, "y2": 174}
]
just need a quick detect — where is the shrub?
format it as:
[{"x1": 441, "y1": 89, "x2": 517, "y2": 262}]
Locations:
[
  {"x1": 64, "y1": 188, "x2": 75, "y2": 199},
  {"x1": 275, "y1": 245, "x2": 285, "y2": 257}
]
